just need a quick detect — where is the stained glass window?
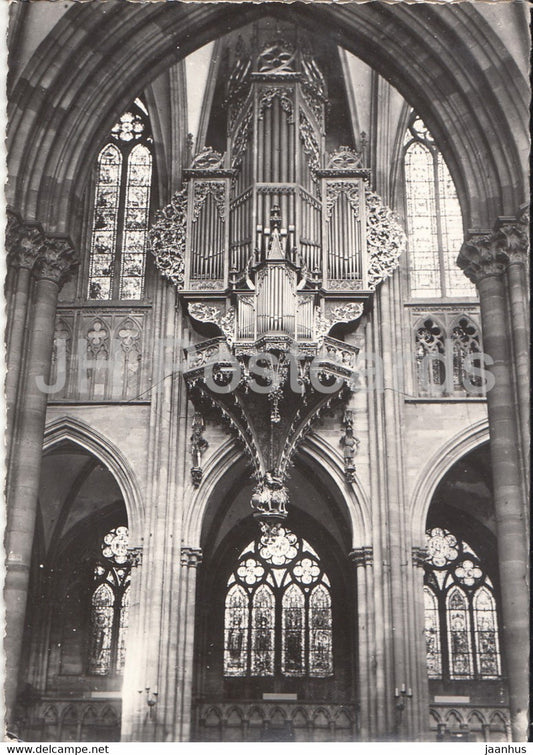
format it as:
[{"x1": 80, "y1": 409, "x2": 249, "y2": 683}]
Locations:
[
  {"x1": 424, "y1": 587, "x2": 442, "y2": 679},
  {"x1": 224, "y1": 585, "x2": 249, "y2": 676},
  {"x1": 282, "y1": 584, "x2": 305, "y2": 676},
  {"x1": 89, "y1": 526, "x2": 131, "y2": 676},
  {"x1": 447, "y1": 587, "x2": 473, "y2": 678},
  {"x1": 423, "y1": 527, "x2": 501, "y2": 680},
  {"x1": 88, "y1": 100, "x2": 153, "y2": 301},
  {"x1": 309, "y1": 584, "x2": 333, "y2": 676},
  {"x1": 251, "y1": 585, "x2": 275, "y2": 675},
  {"x1": 88, "y1": 584, "x2": 114, "y2": 675},
  {"x1": 473, "y1": 587, "x2": 501, "y2": 678},
  {"x1": 404, "y1": 114, "x2": 476, "y2": 299},
  {"x1": 223, "y1": 526, "x2": 333, "y2": 677}
]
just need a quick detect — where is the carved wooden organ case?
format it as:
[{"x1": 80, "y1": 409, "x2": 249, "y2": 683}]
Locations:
[{"x1": 150, "y1": 30, "x2": 405, "y2": 524}]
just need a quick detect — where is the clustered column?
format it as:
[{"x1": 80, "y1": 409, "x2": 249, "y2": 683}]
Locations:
[
  {"x1": 4, "y1": 214, "x2": 78, "y2": 724},
  {"x1": 349, "y1": 546, "x2": 376, "y2": 739},
  {"x1": 458, "y1": 208, "x2": 529, "y2": 742},
  {"x1": 176, "y1": 547, "x2": 203, "y2": 741},
  {"x1": 5, "y1": 213, "x2": 44, "y2": 450}
]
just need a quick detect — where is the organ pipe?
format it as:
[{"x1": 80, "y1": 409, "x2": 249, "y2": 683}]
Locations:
[{"x1": 184, "y1": 37, "x2": 368, "y2": 301}]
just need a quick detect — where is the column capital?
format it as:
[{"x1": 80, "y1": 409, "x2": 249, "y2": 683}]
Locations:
[
  {"x1": 458, "y1": 207, "x2": 529, "y2": 283},
  {"x1": 6, "y1": 212, "x2": 44, "y2": 271},
  {"x1": 349, "y1": 546, "x2": 373, "y2": 567},
  {"x1": 411, "y1": 546, "x2": 428, "y2": 568},
  {"x1": 180, "y1": 546, "x2": 203, "y2": 568},
  {"x1": 127, "y1": 546, "x2": 143, "y2": 568},
  {"x1": 458, "y1": 231, "x2": 508, "y2": 283},
  {"x1": 493, "y1": 212, "x2": 529, "y2": 266},
  {"x1": 33, "y1": 236, "x2": 78, "y2": 286}
]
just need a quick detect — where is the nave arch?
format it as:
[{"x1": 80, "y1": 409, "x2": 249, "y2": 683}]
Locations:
[{"x1": 7, "y1": 2, "x2": 528, "y2": 239}]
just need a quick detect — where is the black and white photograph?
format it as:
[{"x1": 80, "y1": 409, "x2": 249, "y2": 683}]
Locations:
[{"x1": 2, "y1": 0, "x2": 530, "y2": 746}]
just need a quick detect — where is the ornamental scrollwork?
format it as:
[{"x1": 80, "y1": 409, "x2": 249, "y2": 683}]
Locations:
[
  {"x1": 314, "y1": 302, "x2": 364, "y2": 338},
  {"x1": 190, "y1": 147, "x2": 224, "y2": 170},
  {"x1": 258, "y1": 87, "x2": 294, "y2": 123},
  {"x1": 325, "y1": 181, "x2": 361, "y2": 222},
  {"x1": 188, "y1": 303, "x2": 236, "y2": 344},
  {"x1": 231, "y1": 106, "x2": 254, "y2": 172},
  {"x1": 193, "y1": 181, "x2": 227, "y2": 221},
  {"x1": 326, "y1": 146, "x2": 364, "y2": 170},
  {"x1": 327, "y1": 279, "x2": 364, "y2": 291},
  {"x1": 299, "y1": 111, "x2": 320, "y2": 173},
  {"x1": 365, "y1": 188, "x2": 406, "y2": 290},
  {"x1": 149, "y1": 187, "x2": 187, "y2": 289}
]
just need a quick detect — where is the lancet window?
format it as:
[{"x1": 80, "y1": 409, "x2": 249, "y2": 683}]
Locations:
[
  {"x1": 224, "y1": 526, "x2": 333, "y2": 678},
  {"x1": 88, "y1": 526, "x2": 131, "y2": 676},
  {"x1": 404, "y1": 113, "x2": 475, "y2": 299},
  {"x1": 87, "y1": 99, "x2": 153, "y2": 301},
  {"x1": 423, "y1": 527, "x2": 501, "y2": 681}
]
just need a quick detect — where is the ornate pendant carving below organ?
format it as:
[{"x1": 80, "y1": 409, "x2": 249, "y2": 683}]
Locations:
[{"x1": 149, "y1": 27, "x2": 405, "y2": 524}]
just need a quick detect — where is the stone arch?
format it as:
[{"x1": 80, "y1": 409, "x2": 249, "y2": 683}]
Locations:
[
  {"x1": 43, "y1": 416, "x2": 144, "y2": 543},
  {"x1": 410, "y1": 417, "x2": 490, "y2": 543},
  {"x1": 182, "y1": 439, "x2": 243, "y2": 548},
  {"x1": 298, "y1": 433, "x2": 372, "y2": 548},
  {"x1": 8, "y1": 3, "x2": 527, "y2": 237},
  {"x1": 183, "y1": 432, "x2": 370, "y2": 550}
]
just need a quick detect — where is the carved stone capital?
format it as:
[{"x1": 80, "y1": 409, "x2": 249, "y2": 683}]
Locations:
[
  {"x1": 494, "y1": 215, "x2": 529, "y2": 266},
  {"x1": 181, "y1": 546, "x2": 203, "y2": 568},
  {"x1": 127, "y1": 546, "x2": 143, "y2": 568},
  {"x1": 34, "y1": 236, "x2": 78, "y2": 286},
  {"x1": 411, "y1": 545, "x2": 428, "y2": 568},
  {"x1": 6, "y1": 213, "x2": 44, "y2": 271},
  {"x1": 458, "y1": 232, "x2": 508, "y2": 283},
  {"x1": 349, "y1": 546, "x2": 373, "y2": 567},
  {"x1": 459, "y1": 208, "x2": 529, "y2": 282}
]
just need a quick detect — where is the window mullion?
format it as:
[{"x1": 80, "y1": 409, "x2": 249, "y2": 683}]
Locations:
[
  {"x1": 432, "y1": 151, "x2": 447, "y2": 297},
  {"x1": 469, "y1": 597, "x2": 479, "y2": 679},
  {"x1": 113, "y1": 144, "x2": 130, "y2": 300},
  {"x1": 440, "y1": 587, "x2": 451, "y2": 679},
  {"x1": 110, "y1": 585, "x2": 122, "y2": 675}
]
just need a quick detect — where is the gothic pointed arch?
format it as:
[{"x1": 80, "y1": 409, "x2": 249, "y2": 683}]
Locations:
[
  {"x1": 43, "y1": 416, "x2": 144, "y2": 541},
  {"x1": 8, "y1": 3, "x2": 527, "y2": 236}
]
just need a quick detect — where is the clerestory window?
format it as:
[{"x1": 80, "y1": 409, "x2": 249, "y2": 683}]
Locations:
[
  {"x1": 87, "y1": 99, "x2": 153, "y2": 301},
  {"x1": 404, "y1": 113, "x2": 476, "y2": 299}
]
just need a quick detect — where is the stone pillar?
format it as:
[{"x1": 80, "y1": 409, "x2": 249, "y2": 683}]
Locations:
[
  {"x1": 121, "y1": 547, "x2": 144, "y2": 740},
  {"x1": 350, "y1": 546, "x2": 375, "y2": 740},
  {"x1": 370, "y1": 274, "x2": 430, "y2": 741},
  {"x1": 176, "y1": 546, "x2": 202, "y2": 741},
  {"x1": 494, "y1": 214, "x2": 530, "y2": 493},
  {"x1": 4, "y1": 216, "x2": 44, "y2": 451},
  {"x1": 410, "y1": 546, "x2": 431, "y2": 741},
  {"x1": 458, "y1": 224, "x2": 529, "y2": 742},
  {"x1": 4, "y1": 234, "x2": 77, "y2": 726}
]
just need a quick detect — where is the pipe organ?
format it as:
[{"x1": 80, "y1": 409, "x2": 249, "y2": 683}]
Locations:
[
  {"x1": 180, "y1": 34, "x2": 372, "y2": 301},
  {"x1": 151, "y1": 28, "x2": 404, "y2": 352},
  {"x1": 150, "y1": 27, "x2": 405, "y2": 517}
]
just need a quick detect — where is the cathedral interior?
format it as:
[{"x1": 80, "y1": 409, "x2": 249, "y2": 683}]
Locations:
[{"x1": 4, "y1": 1, "x2": 529, "y2": 743}]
